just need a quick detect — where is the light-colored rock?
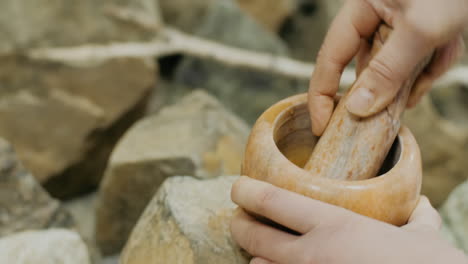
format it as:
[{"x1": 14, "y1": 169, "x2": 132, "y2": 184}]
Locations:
[
  {"x1": 403, "y1": 91, "x2": 468, "y2": 207},
  {"x1": 237, "y1": 0, "x2": 295, "y2": 31},
  {"x1": 440, "y1": 180, "x2": 468, "y2": 253},
  {"x1": 121, "y1": 176, "x2": 249, "y2": 264},
  {"x1": 0, "y1": 0, "x2": 161, "y2": 53},
  {"x1": 0, "y1": 0, "x2": 159, "y2": 198},
  {"x1": 64, "y1": 193, "x2": 98, "y2": 245},
  {"x1": 0, "y1": 229, "x2": 91, "y2": 264},
  {"x1": 174, "y1": 0, "x2": 306, "y2": 124},
  {"x1": 0, "y1": 138, "x2": 74, "y2": 236},
  {"x1": 96, "y1": 90, "x2": 249, "y2": 255}
]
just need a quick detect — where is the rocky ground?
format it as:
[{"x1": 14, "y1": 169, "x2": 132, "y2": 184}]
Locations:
[{"x1": 1, "y1": 0, "x2": 468, "y2": 263}]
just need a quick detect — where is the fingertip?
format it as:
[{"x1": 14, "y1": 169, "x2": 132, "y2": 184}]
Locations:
[{"x1": 345, "y1": 86, "x2": 377, "y2": 117}]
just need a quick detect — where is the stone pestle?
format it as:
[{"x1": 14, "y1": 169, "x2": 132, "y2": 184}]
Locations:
[
  {"x1": 242, "y1": 24, "x2": 433, "y2": 225},
  {"x1": 304, "y1": 24, "x2": 433, "y2": 181}
]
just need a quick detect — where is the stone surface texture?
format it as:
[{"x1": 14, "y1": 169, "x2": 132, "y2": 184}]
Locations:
[
  {"x1": 280, "y1": 0, "x2": 342, "y2": 61},
  {"x1": 403, "y1": 93, "x2": 468, "y2": 207},
  {"x1": 96, "y1": 90, "x2": 249, "y2": 255},
  {"x1": 0, "y1": 0, "x2": 159, "y2": 198},
  {"x1": 440, "y1": 180, "x2": 468, "y2": 253},
  {"x1": 173, "y1": 0, "x2": 306, "y2": 124},
  {"x1": 0, "y1": 138, "x2": 74, "y2": 236},
  {"x1": 121, "y1": 176, "x2": 249, "y2": 264},
  {"x1": 237, "y1": 0, "x2": 295, "y2": 31},
  {"x1": 0, "y1": 229, "x2": 91, "y2": 264}
]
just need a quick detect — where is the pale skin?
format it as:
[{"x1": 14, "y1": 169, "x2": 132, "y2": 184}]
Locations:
[
  {"x1": 231, "y1": 177, "x2": 468, "y2": 264},
  {"x1": 231, "y1": 0, "x2": 468, "y2": 263}
]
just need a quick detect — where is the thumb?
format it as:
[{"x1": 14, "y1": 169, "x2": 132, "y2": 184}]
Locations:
[{"x1": 346, "y1": 25, "x2": 434, "y2": 117}]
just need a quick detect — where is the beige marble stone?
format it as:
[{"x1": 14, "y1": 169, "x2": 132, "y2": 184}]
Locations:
[
  {"x1": 96, "y1": 90, "x2": 249, "y2": 255},
  {"x1": 121, "y1": 176, "x2": 249, "y2": 264}
]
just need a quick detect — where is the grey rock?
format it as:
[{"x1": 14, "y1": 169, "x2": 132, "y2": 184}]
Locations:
[
  {"x1": 96, "y1": 90, "x2": 249, "y2": 255},
  {"x1": 64, "y1": 192, "x2": 98, "y2": 245},
  {"x1": 0, "y1": 0, "x2": 161, "y2": 54},
  {"x1": 121, "y1": 176, "x2": 249, "y2": 264},
  {"x1": 403, "y1": 89, "x2": 468, "y2": 207},
  {"x1": 173, "y1": 0, "x2": 307, "y2": 124},
  {"x1": 158, "y1": 0, "x2": 215, "y2": 33},
  {"x1": 0, "y1": 229, "x2": 91, "y2": 264},
  {"x1": 237, "y1": 0, "x2": 295, "y2": 31},
  {"x1": 0, "y1": 0, "x2": 160, "y2": 198},
  {"x1": 280, "y1": 0, "x2": 343, "y2": 61},
  {"x1": 0, "y1": 138, "x2": 74, "y2": 236},
  {"x1": 440, "y1": 180, "x2": 468, "y2": 253}
]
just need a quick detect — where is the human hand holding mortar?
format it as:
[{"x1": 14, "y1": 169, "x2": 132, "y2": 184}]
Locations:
[
  {"x1": 231, "y1": 24, "x2": 468, "y2": 264},
  {"x1": 242, "y1": 24, "x2": 429, "y2": 226}
]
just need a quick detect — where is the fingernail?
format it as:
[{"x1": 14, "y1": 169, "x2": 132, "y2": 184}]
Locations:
[{"x1": 346, "y1": 88, "x2": 375, "y2": 116}]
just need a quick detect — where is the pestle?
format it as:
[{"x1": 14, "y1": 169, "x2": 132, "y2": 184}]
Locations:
[{"x1": 304, "y1": 24, "x2": 433, "y2": 180}]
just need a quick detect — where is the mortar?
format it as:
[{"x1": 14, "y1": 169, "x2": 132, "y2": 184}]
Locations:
[{"x1": 242, "y1": 93, "x2": 422, "y2": 226}]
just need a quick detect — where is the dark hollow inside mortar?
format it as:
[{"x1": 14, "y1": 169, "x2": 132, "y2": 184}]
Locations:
[{"x1": 273, "y1": 103, "x2": 402, "y2": 179}]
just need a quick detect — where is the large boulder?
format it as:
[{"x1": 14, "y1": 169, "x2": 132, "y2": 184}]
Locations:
[
  {"x1": 403, "y1": 89, "x2": 468, "y2": 207},
  {"x1": 0, "y1": 138, "x2": 74, "y2": 236},
  {"x1": 173, "y1": 0, "x2": 306, "y2": 124},
  {"x1": 96, "y1": 90, "x2": 249, "y2": 255},
  {"x1": 0, "y1": 0, "x2": 159, "y2": 198},
  {"x1": 121, "y1": 176, "x2": 249, "y2": 264},
  {"x1": 440, "y1": 180, "x2": 468, "y2": 253},
  {"x1": 0, "y1": 229, "x2": 91, "y2": 264}
]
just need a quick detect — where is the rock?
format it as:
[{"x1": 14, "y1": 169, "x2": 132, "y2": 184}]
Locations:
[
  {"x1": 0, "y1": 229, "x2": 91, "y2": 264},
  {"x1": 102, "y1": 255, "x2": 121, "y2": 264},
  {"x1": 237, "y1": 0, "x2": 295, "y2": 31},
  {"x1": 0, "y1": 0, "x2": 159, "y2": 198},
  {"x1": 158, "y1": 0, "x2": 215, "y2": 33},
  {"x1": 0, "y1": 138, "x2": 74, "y2": 236},
  {"x1": 64, "y1": 193, "x2": 98, "y2": 245},
  {"x1": 0, "y1": 0, "x2": 161, "y2": 53},
  {"x1": 440, "y1": 180, "x2": 468, "y2": 253},
  {"x1": 121, "y1": 176, "x2": 249, "y2": 264},
  {"x1": 403, "y1": 90, "x2": 468, "y2": 207},
  {"x1": 280, "y1": 0, "x2": 342, "y2": 61},
  {"x1": 173, "y1": 0, "x2": 306, "y2": 124},
  {"x1": 96, "y1": 90, "x2": 249, "y2": 255},
  {"x1": 159, "y1": 0, "x2": 294, "y2": 33}
]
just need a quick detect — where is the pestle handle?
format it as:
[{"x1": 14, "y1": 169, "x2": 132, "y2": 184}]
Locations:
[{"x1": 304, "y1": 24, "x2": 432, "y2": 180}]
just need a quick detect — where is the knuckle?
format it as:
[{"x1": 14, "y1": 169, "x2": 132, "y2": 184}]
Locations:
[
  {"x1": 367, "y1": 56, "x2": 403, "y2": 90},
  {"x1": 244, "y1": 225, "x2": 261, "y2": 255},
  {"x1": 254, "y1": 186, "x2": 279, "y2": 214}
]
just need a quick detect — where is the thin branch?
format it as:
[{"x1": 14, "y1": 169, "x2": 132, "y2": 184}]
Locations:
[{"x1": 25, "y1": 5, "x2": 468, "y2": 88}]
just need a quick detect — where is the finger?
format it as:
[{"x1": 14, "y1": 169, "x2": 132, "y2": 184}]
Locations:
[
  {"x1": 231, "y1": 176, "x2": 352, "y2": 234},
  {"x1": 231, "y1": 209, "x2": 296, "y2": 263},
  {"x1": 403, "y1": 196, "x2": 442, "y2": 232},
  {"x1": 250, "y1": 257, "x2": 276, "y2": 264},
  {"x1": 408, "y1": 35, "x2": 465, "y2": 107},
  {"x1": 346, "y1": 23, "x2": 436, "y2": 116},
  {"x1": 308, "y1": 0, "x2": 380, "y2": 136},
  {"x1": 356, "y1": 39, "x2": 372, "y2": 77}
]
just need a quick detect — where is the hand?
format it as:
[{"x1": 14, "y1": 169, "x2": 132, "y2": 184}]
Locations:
[
  {"x1": 230, "y1": 176, "x2": 467, "y2": 264},
  {"x1": 308, "y1": 0, "x2": 468, "y2": 136}
]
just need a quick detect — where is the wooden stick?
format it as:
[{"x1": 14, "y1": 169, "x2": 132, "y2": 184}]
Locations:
[{"x1": 304, "y1": 25, "x2": 433, "y2": 180}]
